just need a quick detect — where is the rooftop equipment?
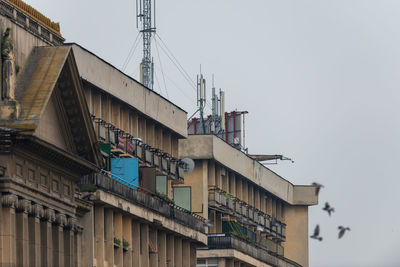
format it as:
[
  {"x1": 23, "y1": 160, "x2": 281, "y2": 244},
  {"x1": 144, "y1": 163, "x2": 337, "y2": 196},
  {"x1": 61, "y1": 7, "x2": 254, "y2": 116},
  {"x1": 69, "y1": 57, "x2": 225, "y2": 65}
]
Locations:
[{"x1": 136, "y1": 0, "x2": 156, "y2": 89}]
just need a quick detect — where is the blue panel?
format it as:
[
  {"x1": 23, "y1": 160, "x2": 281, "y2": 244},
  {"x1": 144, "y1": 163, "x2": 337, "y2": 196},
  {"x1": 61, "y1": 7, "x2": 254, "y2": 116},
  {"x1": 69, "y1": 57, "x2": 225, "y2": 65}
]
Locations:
[{"x1": 111, "y1": 158, "x2": 139, "y2": 189}]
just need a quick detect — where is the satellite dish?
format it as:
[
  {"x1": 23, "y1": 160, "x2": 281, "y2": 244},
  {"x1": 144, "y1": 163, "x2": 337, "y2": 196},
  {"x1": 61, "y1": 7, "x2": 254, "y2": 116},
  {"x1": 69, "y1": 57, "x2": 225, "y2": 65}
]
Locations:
[{"x1": 181, "y1": 158, "x2": 195, "y2": 173}]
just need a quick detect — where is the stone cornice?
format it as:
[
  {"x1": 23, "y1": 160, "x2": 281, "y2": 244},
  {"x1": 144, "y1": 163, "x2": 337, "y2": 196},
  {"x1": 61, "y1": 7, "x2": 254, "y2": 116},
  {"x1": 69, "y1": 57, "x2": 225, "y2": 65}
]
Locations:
[
  {"x1": 4, "y1": 0, "x2": 61, "y2": 36},
  {"x1": 0, "y1": 0, "x2": 64, "y2": 45}
]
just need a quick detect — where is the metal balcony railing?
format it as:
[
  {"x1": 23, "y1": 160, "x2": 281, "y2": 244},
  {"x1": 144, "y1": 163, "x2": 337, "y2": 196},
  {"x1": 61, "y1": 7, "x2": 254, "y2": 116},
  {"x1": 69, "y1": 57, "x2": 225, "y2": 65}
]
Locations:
[
  {"x1": 90, "y1": 115, "x2": 184, "y2": 183},
  {"x1": 78, "y1": 172, "x2": 205, "y2": 233},
  {"x1": 207, "y1": 234, "x2": 300, "y2": 267},
  {"x1": 207, "y1": 186, "x2": 286, "y2": 242}
]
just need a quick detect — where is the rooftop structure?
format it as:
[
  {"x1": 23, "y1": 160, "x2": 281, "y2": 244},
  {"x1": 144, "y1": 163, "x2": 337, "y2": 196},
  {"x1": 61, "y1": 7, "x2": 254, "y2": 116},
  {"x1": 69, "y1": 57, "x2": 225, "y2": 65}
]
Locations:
[{"x1": 178, "y1": 134, "x2": 318, "y2": 266}]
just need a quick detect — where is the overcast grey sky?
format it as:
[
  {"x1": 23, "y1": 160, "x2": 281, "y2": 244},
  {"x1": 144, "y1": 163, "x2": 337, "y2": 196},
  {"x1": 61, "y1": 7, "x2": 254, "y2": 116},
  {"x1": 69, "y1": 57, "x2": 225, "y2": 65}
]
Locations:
[{"x1": 29, "y1": 0, "x2": 400, "y2": 266}]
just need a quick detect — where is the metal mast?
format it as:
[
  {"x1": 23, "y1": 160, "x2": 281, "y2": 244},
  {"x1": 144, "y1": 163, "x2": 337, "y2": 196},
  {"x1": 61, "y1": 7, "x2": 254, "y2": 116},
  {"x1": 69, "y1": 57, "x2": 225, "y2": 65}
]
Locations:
[
  {"x1": 136, "y1": 0, "x2": 156, "y2": 89},
  {"x1": 197, "y1": 70, "x2": 206, "y2": 134}
]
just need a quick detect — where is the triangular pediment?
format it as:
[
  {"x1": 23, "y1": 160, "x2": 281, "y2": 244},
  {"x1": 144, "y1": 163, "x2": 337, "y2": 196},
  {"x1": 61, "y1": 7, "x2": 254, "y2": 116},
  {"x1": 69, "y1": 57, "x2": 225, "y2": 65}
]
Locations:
[
  {"x1": 34, "y1": 92, "x2": 75, "y2": 154},
  {"x1": 5, "y1": 46, "x2": 102, "y2": 168}
]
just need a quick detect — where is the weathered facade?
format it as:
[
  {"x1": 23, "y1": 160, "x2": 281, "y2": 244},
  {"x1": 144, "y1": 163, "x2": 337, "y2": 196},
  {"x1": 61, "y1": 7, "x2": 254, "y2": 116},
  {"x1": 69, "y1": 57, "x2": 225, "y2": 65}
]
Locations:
[
  {"x1": 0, "y1": 1, "x2": 206, "y2": 267},
  {"x1": 71, "y1": 43, "x2": 207, "y2": 267},
  {"x1": 178, "y1": 135, "x2": 317, "y2": 267},
  {"x1": 0, "y1": 1, "x2": 318, "y2": 267}
]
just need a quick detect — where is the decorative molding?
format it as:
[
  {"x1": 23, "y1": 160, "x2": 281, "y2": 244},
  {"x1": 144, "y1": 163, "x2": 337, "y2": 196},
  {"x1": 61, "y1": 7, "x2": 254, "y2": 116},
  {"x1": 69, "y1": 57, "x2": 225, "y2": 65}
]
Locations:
[
  {"x1": 55, "y1": 213, "x2": 67, "y2": 227},
  {"x1": 1, "y1": 193, "x2": 17, "y2": 208},
  {"x1": 4, "y1": 0, "x2": 61, "y2": 36},
  {"x1": 67, "y1": 217, "x2": 78, "y2": 231},
  {"x1": 43, "y1": 208, "x2": 55, "y2": 222},
  {"x1": 76, "y1": 225, "x2": 83, "y2": 234},
  {"x1": 0, "y1": 0, "x2": 64, "y2": 45},
  {"x1": 16, "y1": 198, "x2": 31, "y2": 213},
  {"x1": 30, "y1": 203, "x2": 44, "y2": 218}
]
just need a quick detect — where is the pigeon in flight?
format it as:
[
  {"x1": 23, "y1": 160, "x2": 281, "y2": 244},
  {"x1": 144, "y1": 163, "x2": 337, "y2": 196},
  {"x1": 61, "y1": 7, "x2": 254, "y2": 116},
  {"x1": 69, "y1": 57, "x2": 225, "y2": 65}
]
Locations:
[
  {"x1": 338, "y1": 226, "x2": 351, "y2": 239},
  {"x1": 312, "y1": 182, "x2": 324, "y2": 195},
  {"x1": 322, "y1": 202, "x2": 335, "y2": 216},
  {"x1": 310, "y1": 224, "x2": 323, "y2": 241}
]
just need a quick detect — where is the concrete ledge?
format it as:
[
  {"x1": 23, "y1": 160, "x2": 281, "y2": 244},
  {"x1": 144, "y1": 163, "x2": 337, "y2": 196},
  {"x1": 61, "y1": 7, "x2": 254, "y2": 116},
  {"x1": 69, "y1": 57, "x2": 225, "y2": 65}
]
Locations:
[
  {"x1": 198, "y1": 249, "x2": 274, "y2": 267},
  {"x1": 78, "y1": 173, "x2": 207, "y2": 244},
  {"x1": 95, "y1": 190, "x2": 207, "y2": 245},
  {"x1": 179, "y1": 135, "x2": 318, "y2": 206},
  {"x1": 69, "y1": 43, "x2": 188, "y2": 138},
  {"x1": 204, "y1": 234, "x2": 300, "y2": 267}
]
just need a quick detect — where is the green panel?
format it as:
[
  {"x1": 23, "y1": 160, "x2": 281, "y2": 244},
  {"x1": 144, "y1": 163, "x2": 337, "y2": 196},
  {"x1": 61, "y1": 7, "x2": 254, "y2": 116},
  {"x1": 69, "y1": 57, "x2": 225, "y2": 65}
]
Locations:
[
  {"x1": 99, "y1": 144, "x2": 111, "y2": 171},
  {"x1": 100, "y1": 143, "x2": 111, "y2": 155},
  {"x1": 156, "y1": 176, "x2": 167, "y2": 195},
  {"x1": 173, "y1": 187, "x2": 191, "y2": 211}
]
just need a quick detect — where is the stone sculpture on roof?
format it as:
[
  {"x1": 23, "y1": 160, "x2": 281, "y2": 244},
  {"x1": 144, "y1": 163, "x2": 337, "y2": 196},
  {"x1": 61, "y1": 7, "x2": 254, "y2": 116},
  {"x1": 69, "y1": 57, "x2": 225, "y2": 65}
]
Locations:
[{"x1": 1, "y1": 27, "x2": 15, "y2": 101}]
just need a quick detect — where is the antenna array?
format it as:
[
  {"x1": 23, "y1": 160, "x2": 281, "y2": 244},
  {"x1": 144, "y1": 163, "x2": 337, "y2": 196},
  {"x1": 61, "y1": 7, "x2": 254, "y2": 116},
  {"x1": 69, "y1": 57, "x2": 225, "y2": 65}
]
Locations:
[
  {"x1": 197, "y1": 71, "x2": 206, "y2": 134},
  {"x1": 136, "y1": 0, "x2": 156, "y2": 90}
]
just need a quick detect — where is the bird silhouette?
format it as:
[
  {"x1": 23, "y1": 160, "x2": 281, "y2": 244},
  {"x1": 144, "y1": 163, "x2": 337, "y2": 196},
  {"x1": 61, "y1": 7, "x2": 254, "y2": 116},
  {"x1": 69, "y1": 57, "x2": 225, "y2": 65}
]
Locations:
[
  {"x1": 312, "y1": 182, "x2": 324, "y2": 195},
  {"x1": 338, "y1": 226, "x2": 350, "y2": 239},
  {"x1": 322, "y1": 202, "x2": 335, "y2": 216},
  {"x1": 310, "y1": 224, "x2": 323, "y2": 241}
]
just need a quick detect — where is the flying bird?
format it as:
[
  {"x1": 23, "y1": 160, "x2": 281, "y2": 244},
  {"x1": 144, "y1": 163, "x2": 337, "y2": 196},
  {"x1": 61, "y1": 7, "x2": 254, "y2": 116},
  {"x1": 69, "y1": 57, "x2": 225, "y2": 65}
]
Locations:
[
  {"x1": 338, "y1": 226, "x2": 351, "y2": 239},
  {"x1": 312, "y1": 182, "x2": 324, "y2": 195},
  {"x1": 322, "y1": 202, "x2": 335, "y2": 216},
  {"x1": 310, "y1": 224, "x2": 323, "y2": 241}
]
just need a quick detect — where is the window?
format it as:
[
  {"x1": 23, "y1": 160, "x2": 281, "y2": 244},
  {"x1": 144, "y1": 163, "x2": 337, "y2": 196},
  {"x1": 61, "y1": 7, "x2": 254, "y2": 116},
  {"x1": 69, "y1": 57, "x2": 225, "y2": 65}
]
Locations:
[
  {"x1": 197, "y1": 258, "x2": 218, "y2": 267},
  {"x1": 173, "y1": 186, "x2": 191, "y2": 211},
  {"x1": 156, "y1": 175, "x2": 167, "y2": 195}
]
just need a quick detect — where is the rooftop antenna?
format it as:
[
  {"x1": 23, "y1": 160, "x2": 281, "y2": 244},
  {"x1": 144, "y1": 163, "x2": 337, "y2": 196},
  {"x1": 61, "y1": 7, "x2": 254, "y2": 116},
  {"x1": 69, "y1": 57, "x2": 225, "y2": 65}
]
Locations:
[
  {"x1": 197, "y1": 66, "x2": 206, "y2": 134},
  {"x1": 136, "y1": 0, "x2": 156, "y2": 90},
  {"x1": 211, "y1": 74, "x2": 217, "y2": 133}
]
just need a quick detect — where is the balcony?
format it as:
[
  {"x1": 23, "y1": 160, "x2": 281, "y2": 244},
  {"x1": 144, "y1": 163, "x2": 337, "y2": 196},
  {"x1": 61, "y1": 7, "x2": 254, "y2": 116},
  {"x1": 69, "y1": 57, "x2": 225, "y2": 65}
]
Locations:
[
  {"x1": 248, "y1": 206, "x2": 254, "y2": 221},
  {"x1": 207, "y1": 186, "x2": 286, "y2": 242},
  {"x1": 207, "y1": 234, "x2": 301, "y2": 267},
  {"x1": 78, "y1": 172, "x2": 205, "y2": 233},
  {"x1": 208, "y1": 187, "x2": 235, "y2": 214},
  {"x1": 234, "y1": 198, "x2": 241, "y2": 214},
  {"x1": 91, "y1": 115, "x2": 184, "y2": 183}
]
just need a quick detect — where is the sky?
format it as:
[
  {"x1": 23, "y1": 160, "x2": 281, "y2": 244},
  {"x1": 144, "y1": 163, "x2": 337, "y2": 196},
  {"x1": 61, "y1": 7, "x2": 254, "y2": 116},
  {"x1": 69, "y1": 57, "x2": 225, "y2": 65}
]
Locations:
[{"x1": 28, "y1": 0, "x2": 400, "y2": 266}]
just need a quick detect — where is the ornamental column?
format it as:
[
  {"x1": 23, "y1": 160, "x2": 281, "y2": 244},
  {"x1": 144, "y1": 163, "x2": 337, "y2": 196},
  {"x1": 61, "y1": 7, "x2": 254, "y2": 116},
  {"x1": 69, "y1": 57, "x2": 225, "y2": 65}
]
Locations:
[
  {"x1": 1, "y1": 194, "x2": 17, "y2": 266},
  {"x1": 53, "y1": 213, "x2": 66, "y2": 267},
  {"x1": 65, "y1": 217, "x2": 77, "y2": 266},
  {"x1": 41, "y1": 208, "x2": 55, "y2": 267},
  {"x1": 16, "y1": 198, "x2": 31, "y2": 267},
  {"x1": 29, "y1": 204, "x2": 44, "y2": 267}
]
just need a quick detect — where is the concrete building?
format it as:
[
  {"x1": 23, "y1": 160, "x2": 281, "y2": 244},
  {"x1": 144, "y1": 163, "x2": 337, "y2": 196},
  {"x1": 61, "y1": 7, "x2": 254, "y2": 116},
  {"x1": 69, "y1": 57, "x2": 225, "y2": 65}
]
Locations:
[
  {"x1": 178, "y1": 135, "x2": 318, "y2": 267},
  {"x1": 0, "y1": 1, "x2": 206, "y2": 266},
  {"x1": 71, "y1": 42, "x2": 207, "y2": 267},
  {"x1": 0, "y1": 1, "x2": 318, "y2": 267}
]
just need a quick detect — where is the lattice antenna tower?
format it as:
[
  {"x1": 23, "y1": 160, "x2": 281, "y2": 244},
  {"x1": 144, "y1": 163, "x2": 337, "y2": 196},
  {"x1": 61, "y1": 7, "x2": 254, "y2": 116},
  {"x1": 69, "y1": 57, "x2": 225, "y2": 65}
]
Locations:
[{"x1": 136, "y1": 0, "x2": 156, "y2": 90}]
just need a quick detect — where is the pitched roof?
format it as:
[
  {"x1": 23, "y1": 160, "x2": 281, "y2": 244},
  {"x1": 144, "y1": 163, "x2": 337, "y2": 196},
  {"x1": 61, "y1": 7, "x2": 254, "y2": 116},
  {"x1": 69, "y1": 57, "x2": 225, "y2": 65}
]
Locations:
[{"x1": 4, "y1": 46, "x2": 103, "y2": 168}]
